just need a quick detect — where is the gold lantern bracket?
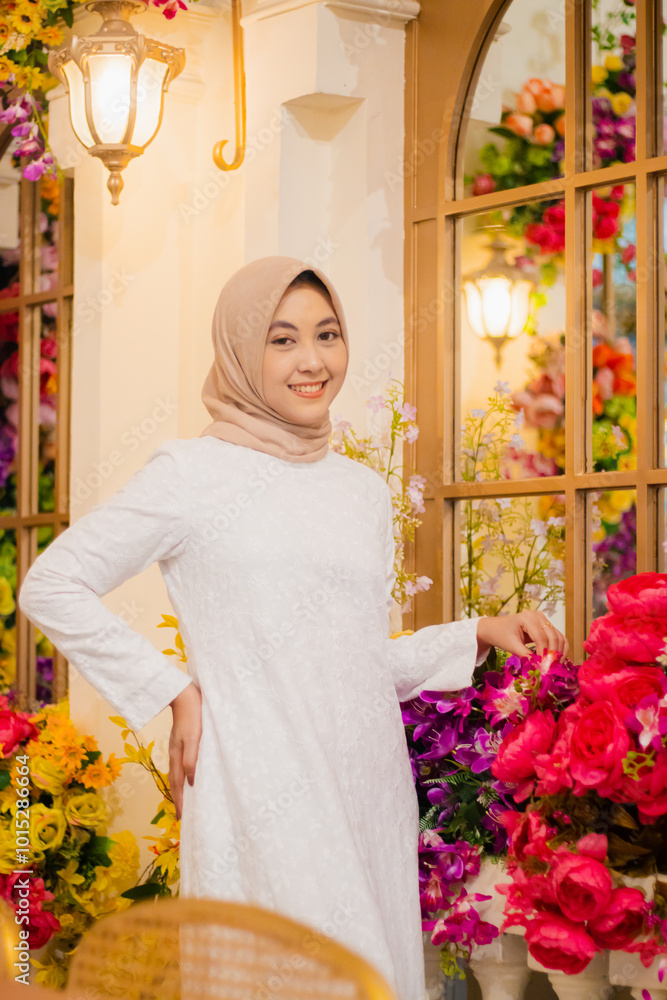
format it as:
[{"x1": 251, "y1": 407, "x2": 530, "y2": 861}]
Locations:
[{"x1": 49, "y1": 0, "x2": 186, "y2": 204}]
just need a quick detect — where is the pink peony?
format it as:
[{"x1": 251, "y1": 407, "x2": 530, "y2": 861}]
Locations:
[
  {"x1": 503, "y1": 809, "x2": 555, "y2": 864},
  {"x1": 617, "y1": 749, "x2": 667, "y2": 823},
  {"x1": 534, "y1": 703, "x2": 578, "y2": 796},
  {"x1": 584, "y1": 613, "x2": 667, "y2": 665},
  {"x1": 525, "y1": 913, "x2": 600, "y2": 974},
  {"x1": 492, "y1": 711, "x2": 556, "y2": 785},
  {"x1": 569, "y1": 700, "x2": 631, "y2": 797},
  {"x1": 551, "y1": 851, "x2": 613, "y2": 923},
  {"x1": 588, "y1": 887, "x2": 647, "y2": 949},
  {"x1": 25, "y1": 907, "x2": 61, "y2": 950},
  {"x1": 606, "y1": 572, "x2": 667, "y2": 619},
  {"x1": 0, "y1": 710, "x2": 40, "y2": 757}
]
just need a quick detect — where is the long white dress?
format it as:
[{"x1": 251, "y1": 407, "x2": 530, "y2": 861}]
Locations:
[{"x1": 17, "y1": 436, "x2": 483, "y2": 1000}]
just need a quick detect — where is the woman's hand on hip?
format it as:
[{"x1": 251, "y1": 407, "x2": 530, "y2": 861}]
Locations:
[
  {"x1": 476, "y1": 611, "x2": 569, "y2": 661},
  {"x1": 169, "y1": 682, "x2": 202, "y2": 822}
]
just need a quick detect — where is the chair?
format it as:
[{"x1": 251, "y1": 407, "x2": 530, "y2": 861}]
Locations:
[
  {"x1": 0, "y1": 896, "x2": 20, "y2": 980},
  {"x1": 65, "y1": 896, "x2": 398, "y2": 1000}
]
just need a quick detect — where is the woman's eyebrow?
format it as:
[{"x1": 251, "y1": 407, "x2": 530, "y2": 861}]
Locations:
[{"x1": 268, "y1": 316, "x2": 340, "y2": 331}]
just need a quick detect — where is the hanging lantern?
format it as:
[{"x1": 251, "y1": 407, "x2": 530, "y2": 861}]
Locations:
[
  {"x1": 48, "y1": 0, "x2": 185, "y2": 205},
  {"x1": 462, "y1": 231, "x2": 536, "y2": 369}
]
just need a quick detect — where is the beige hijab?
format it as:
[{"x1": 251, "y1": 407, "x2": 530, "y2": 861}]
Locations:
[{"x1": 200, "y1": 256, "x2": 349, "y2": 463}]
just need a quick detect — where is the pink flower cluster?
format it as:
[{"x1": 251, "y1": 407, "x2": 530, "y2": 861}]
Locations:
[
  {"x1": 497, "y1": 826, "x2": 650, "y2": 973},
  {"x1": 493, "y1": 572, "x2": 667, "y2": 973}
]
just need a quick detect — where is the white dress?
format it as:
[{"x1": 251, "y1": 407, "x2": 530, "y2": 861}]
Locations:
[{"x1": 18, "y1": 436, "x2": 483, "y2": 1000}]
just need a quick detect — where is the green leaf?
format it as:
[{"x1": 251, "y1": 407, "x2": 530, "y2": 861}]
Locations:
[
  {"x1": 0, "y1": 770, "x2": 10, "y2": 790},
  {"x1": 86, "y1": 835, "x2": 115, "y2": 868},
  {"x1": 61, "y1": 6, "x2": 74, "y2": 27},
  {"x1": 120, "y1": 882, "x2": 163, "y2": 900}
]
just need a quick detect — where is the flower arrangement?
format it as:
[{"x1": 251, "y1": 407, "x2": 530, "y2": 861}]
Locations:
[
  {"x1": 495, "y1": 572, "x2": 667, "y2": 975},
  {"x1": 404, "y1": 645, "x2": 577, "y2": 975},
  {"x1": 0, "y1": 0, "x2": 194, "y2": 181},
  {"x1": 330, "y1": 378, "x2": 430, "y2": 613},
  {"x1": 0, "y1": 694, "x2": 140, "y2": 988}
]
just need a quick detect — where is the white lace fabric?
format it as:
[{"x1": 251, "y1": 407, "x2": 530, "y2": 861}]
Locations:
[{"x1": 18, "y1": 437, "x2": 484, "y2": 1000}]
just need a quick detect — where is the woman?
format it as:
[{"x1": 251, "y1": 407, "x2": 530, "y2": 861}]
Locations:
[{"x1": 18, "y1": 256, "x2": 567, "y2": 1000}]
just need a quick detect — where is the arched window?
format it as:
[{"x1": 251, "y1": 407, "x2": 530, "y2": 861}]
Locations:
[{"x1": 404, "y1": 0, "x2": 661, "y2": 662}]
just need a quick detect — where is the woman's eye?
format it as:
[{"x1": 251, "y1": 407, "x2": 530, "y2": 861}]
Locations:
[{"x1": 320, "y1": 331, "x2": 340, "y2": 341}]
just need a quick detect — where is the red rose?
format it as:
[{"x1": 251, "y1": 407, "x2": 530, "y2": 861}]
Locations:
[
  {"x1": 525, "y1": 913, "x2": 599, "y2": 974},
  {"x1": 569, "y1": 701, "x2": 631, "y2": 797},
  {"x1": 25, "y1": 907, "x2": 60, "y2": 949},
  {"x1": 588, "y1": 887, "x2": 647, "y2": 949},
  {"x1": 0, "y1": 710, "x2": 39, "y2": 757},
  {"x1": 607, "y1": 572, "x2": 667, "y2": 618},
  {"x1": 551, "y1": 852, "x2": 613, "y2": 922},
  {"x1": 492, "y1": 710, "x2": 556, "y2": 784},
  {"x1": 583, "y1": 613, "x2": 667, "y2": 665}
]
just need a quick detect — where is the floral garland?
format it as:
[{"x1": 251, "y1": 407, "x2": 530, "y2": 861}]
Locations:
[{"x1": 0, "y1": 0, "x2": 194, "y2": 182}]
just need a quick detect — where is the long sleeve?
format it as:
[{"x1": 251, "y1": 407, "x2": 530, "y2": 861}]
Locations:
[
  {"x1": 382, "y1": 484, "x2": 487, "y2": 702},
  {"x1": 17, "y1": 440, "x2": 193, "y2": 731}
]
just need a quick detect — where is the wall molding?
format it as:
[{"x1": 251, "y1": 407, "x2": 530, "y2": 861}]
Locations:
[{"x1": 241, "y1": 0, "x2": 420, "y2": 27}]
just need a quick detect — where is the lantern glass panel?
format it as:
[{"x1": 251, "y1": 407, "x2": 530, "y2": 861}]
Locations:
[
  {"x1": 62, "y1": 60, "x2": 94, "y2": 148},
  {"x1": 88, "y1": 53, "x2": 133, "y2": 144},
  {"x1": 133, "y1": 58, "x2": 168, "y2": 148}
]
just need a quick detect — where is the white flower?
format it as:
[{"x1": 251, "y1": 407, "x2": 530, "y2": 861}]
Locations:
[
  {"x1": 514, "y1": 409, "x2": 526, "y2": 429},
  {"x1": 497, "y1": 498, "x2": 512, "y2": 509},
  {"x1": 524, "y1": 584, "x2": 543, "y2": 599},
  {"x1": 494, "y1": 380, "x2": 511, "y2": 394},
  {"x1": 530, "y1": 518, "x2": 547, "y2": 538},
  {"x1": 547, "y1": 516, "x2": 566, "y2": 529},
  {"x1": 471, "y1": 408, "x2": 487, "y2": 419},
  {"x1": 415, "y1": 576, "x2": 433, "y2": 592},
  {"x1": 510, "y1": 434, "x2": 525, "y2": 449}
]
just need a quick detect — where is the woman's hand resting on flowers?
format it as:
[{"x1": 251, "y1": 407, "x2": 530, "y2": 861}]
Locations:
[{"x1": 476, "y1": 610, "x2": 569, "y2": 663}]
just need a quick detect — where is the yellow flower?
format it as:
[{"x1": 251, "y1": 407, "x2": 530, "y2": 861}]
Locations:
[
  {"x1": 93, "y1": 830, "x2": 140, "y2": 895},
  {"x1": 611, "y1": 92, "x2": 633, "y2": 117},
  {"x1": 0, "y1": 654, "x2": 15, "y2": 687},
  {"x1": 604, "y1": 54, "x2": 624, "y2": 73},
  {"x1": 33, "y1": 960, "x2": 68, "y2": 991},
  {"x1": 53, "y1": 739, "x2": 87, "y2": 774},
  {"x1": 8, "y1": 8, "x2": 42, "y2": 34},
  {"x1": 30, "y1": 756, "x2": 68, "y2": 795},
  {"x1": 76, "y1": 759, "x2": 116, "y2": 789},
  {"x1": 30, "y1": 803, "x2": 67, "y2": 852},
  {"x1": 0, "y1": 577, "x2": 14, "y2": 616},
  {"x1": 36, "y1": 627, "x2": 53, "y2": 657},
  {"x1": 63, "y1": 791, "x2": 109, "y2": 830},
  {"x1": 81, "y1": 733, "x2": 99, "y2": 754},
  {"x1": 591, "y1": 65, "x2": 608, "y2": 84},
  {"x1": 0, "y1": 626, "x2": 14, "y2": 652},
  {"x1": 35, "y1": 23, "x2": 62, "y2": 45}
]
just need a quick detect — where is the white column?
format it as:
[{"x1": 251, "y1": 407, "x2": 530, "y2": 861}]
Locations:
[{"x1": 239, "y1": 0, "x2": 419, "y2": 428}]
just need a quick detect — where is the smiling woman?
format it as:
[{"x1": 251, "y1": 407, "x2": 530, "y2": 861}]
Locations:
[{"x1": 262, "y1": 271, "x2": 349, "y2": 421}]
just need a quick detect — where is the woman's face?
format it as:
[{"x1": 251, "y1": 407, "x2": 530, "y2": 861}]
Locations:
[{"x1": 262, "y1": 284, "x2": 348, "y2": 424}]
